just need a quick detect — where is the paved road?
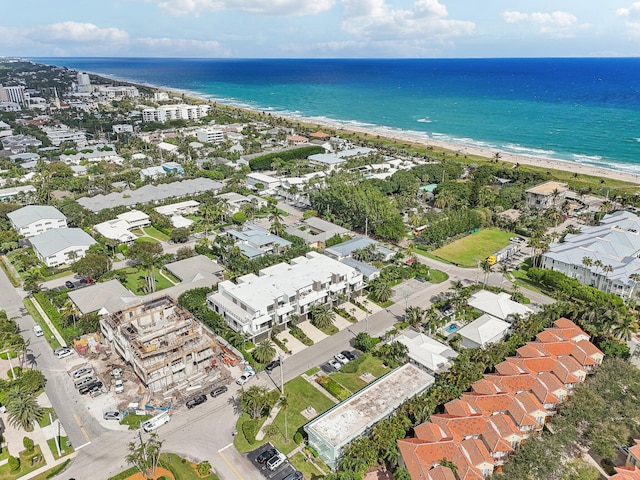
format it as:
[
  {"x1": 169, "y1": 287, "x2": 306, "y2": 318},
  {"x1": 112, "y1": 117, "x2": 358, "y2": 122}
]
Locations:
[{"x1": 0, "y1": 265, "x2": 106, "y2": 449}]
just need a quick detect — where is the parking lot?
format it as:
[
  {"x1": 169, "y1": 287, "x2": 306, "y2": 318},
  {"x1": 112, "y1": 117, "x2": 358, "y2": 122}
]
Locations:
[{"x1": 247, "y1": 443, "x2": 297, "y2": 480}]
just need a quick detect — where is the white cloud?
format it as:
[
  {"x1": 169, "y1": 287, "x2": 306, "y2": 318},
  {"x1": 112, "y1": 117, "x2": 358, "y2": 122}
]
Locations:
[
  {"x1": 0, "y1": 21, "x2": 230, "y2": 57},
  {"x1": 500, "y1": 10, "x2": 586, "y2": 38},
  {"x1": 617, "y1": 2, "x2": 640, "y2": 39},
  {"x1": 31, "y1": 22, "x2": 129, "y2": 44},
  {"x1": 146, "y1": 0, "x2": 335, "y2": 16},
  {"x1": 341, "y1": 0, "x2": 474, "y2": 45}
]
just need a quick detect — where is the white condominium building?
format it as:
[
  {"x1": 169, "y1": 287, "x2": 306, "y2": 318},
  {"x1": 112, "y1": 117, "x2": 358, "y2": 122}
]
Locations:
[
  {"x1": 196, "y1": 128, "x2": 224, "y2": 144},
  {"x1": 0, "y1": 85, "x2": 29, "y2": 107},
  {"x1": 207, "y1": 251, "x2": 364, "y2": 340},
  {"x1": 95, "y1": 86, "x2": 139, "y2": 99},
  {"x1": 43, "y1": 126, "x2": 87, "y2": 147},
  {"x1": 142, "y1": 104, "x2": 210, "y2": 123}
]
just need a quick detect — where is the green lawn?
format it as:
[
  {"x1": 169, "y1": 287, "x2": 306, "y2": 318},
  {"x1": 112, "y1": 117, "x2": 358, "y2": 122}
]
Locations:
[
  {"x1": 119, "y1": 413, "x2": 151, "y2": 430},
  {"x1": 27, "y1": 459, "x2": 71, "y2": 480},
  {"x1": 236, "y1": 376, "x2": 337, "y2": 455},
  {"x1": 119, "y1": 266, "x2": 174, "y2": 295},
  {"x1": 142, "y1": 226, "x2": 170, "y2": 242},
  {"x1": 161, "y1": 453, "x2": 219, "y2": 480},
  {"x1": 331, "y1": 354, "x2": 390, "y2": 393},
  {"x1": 431, "y1": 229, "x2": 513, "y2": 268},
  {"x1": 0, "y1": 446, "x2": 45, "y2": 480},
  {"x1": 289, "y1": 452, "x2": 327, "y2": 479},
  {"x1": 38, "y1": 408, "x2": 57, "y2": 428},
  {"x1": 46, "y1": 436, "x2": 73, "y2": 460},
  {"x1": 428, "y1": 269, "x2": 449, "y2": 284}
]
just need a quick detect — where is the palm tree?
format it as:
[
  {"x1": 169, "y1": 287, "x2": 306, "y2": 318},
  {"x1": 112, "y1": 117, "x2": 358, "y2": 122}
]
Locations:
[
  {"x1": 499, "y1": 264, "x2": 510, "y2": 287},
  {"x1": 608, "y1": 310, "x2": 636, "y2": 341},
  {"x1": 310, "y1": 304, "x2": 335, "y2": 330},
  {"x1": 433, "y1": 189, "x2": 457, "y2": 210},
  {"x1": 370, "y1": 279, "x2": 393, "y2": 303},
  {"x1": 629, "y1": 273, "x2": 640, "y2": 299},
  {"x1": 480, "y1": 258, "x2": 493, "y2": 287},
  {"x1": 252, "y1": 339, "x2": 276, "y2": 364},
  {"x1": 405, "y1": 305, "x2": 425, "y2": 326},
  {"x1": 23, "y1": 268, "x2": 44, "y2": 294},
  {"x1": 6, "y1": 388, "x2": 43, "y2": 431}
]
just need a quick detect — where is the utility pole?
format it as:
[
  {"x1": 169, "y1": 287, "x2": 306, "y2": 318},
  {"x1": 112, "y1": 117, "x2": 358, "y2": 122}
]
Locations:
[
  {"x1": 365, "y1": 310, "x2": 369, "y2": 335},
  {"x1": 279, "y1": 353, "x2": 285, "y2": 395}
]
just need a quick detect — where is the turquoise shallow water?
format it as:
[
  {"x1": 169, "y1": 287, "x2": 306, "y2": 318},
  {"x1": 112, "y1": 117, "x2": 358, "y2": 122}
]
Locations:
[{"x1": 37, "y1": 57, "x2": 640, "y2": 174}]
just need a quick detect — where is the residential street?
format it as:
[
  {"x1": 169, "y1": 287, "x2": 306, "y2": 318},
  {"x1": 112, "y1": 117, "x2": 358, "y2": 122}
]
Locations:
[{"x1": 0, "y1": 249, "x2": 555, "y2": 480}]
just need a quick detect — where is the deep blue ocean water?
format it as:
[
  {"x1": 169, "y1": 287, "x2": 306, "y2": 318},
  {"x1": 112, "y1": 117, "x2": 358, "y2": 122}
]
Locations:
[{"x1": 35, "y1": 57, "x2": 640, "y2": 174}]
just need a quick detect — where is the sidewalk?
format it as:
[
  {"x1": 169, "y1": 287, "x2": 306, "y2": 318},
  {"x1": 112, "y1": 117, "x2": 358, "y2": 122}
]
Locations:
[{"x1": 29, "y1": 296, "x2": 66, "y2": 346}]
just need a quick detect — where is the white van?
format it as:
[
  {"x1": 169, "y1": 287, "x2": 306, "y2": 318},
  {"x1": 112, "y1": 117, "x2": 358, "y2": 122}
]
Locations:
[
  {"x1": 33, "y1": 325, "x2": 43, "y2": 337},
  {"x1": 266, "y1": 453, "x2": 287, "y2": 471},
  {"x1": 141, "y1": 411, "x2": 170, "y2": 432}
]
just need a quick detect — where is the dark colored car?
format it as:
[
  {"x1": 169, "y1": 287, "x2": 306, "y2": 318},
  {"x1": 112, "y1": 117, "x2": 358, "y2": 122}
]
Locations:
[
  {"x1": 256, "y1": 447, "x2": 278, "y2": 465},
  {"x1": 79, "y1": 381, "x2": 103, "y2": 395},
  {"x1": 283, "y1": 471, "x2": 304, "y2": 480},
  {"x1": 210, "y1": 386, "x2": 228, "y2": 398},
  {"x1": 186, "y1": 395, "x2": 207, "y2": 409},
  {"x1": 265, "y1": 359, "x2": 281, "y2": 373},
  {"x1": 341, "y1": 350, "x2": 356, "y2": 361},
  {"x1": 65, "y1": 280, "x2": 75, "y2": 289}
]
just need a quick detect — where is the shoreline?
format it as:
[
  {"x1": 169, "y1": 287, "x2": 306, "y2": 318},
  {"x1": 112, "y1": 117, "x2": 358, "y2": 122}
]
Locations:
[{"x1": 40, "y1": 60, "x2": 640, "y2": 186}]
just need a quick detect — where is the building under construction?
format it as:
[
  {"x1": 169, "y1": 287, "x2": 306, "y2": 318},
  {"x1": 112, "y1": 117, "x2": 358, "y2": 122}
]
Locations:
[{"x1": 100, "y1": 296, "x2": 223, "y2": 393}]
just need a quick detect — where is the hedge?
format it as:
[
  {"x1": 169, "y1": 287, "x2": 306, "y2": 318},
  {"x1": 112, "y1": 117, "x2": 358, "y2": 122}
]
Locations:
[
  {"x1": 242, "y1": 418, "x2": 261, "y2": 445},
  {"x1": 249, "y1": 146, "x2": 324, "y2": 171},
  {"x1": 315, "y1": 375, "x2": 351, "y2": 401}
]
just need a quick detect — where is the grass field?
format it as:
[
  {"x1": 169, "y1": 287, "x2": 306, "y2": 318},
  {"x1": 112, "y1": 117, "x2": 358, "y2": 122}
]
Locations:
[{"x1": 431, "y1": 229, "x2": 513, "y2": 268}]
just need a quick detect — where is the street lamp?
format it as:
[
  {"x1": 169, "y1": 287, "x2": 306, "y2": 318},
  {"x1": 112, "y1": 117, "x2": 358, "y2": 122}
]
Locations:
[{"x1": 279, "y1": 352, "x2": 285, "y2": 395}]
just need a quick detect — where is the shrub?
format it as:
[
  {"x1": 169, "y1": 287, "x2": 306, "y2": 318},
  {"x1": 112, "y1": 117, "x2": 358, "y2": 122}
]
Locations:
[
  {"x1": 23, "y1": 436, "x2": 34, "y2": 452},
  {"x1": 8, "y1": 455, "x2": 20, "y2": 472},
  {"x1": 354, "y1": 332, "x2": 379, "y2": 353},
  {"x1": 316, "y1": 375, "x2": 350, "y2": 401},
  {"x1": 340, "y1": 355, "x2": 365, "y2": 374},
  {"x1": 293, "y1": 432, "x2": 304, "y2": 445},
  {"x1": 196, "y1": 461, "x2": 212, "y2": 476},
  {"x1": 242, "y1": 418, "x2": 261, "y2": 445}
]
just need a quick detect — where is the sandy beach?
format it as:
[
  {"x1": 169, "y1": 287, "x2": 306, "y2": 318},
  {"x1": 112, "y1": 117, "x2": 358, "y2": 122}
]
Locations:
[{"x1": 305, "y1": 119, "x2": 640, "y2": 186}]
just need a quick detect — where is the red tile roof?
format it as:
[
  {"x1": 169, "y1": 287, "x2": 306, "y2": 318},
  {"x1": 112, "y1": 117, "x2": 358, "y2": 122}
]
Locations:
[{"x1": 610, "y1": 466, "x2": 640, "y2": 480}]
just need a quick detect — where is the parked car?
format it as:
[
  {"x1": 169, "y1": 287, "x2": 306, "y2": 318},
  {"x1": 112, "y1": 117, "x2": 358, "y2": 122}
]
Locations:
[
  {"x1": 111, "y1": 367, "x2": 123, "y2": 378},
  {"x1": 103, "y1": 411, "x2": 120, "y2": 420},
  {"x1": 54, "y1": 347, "x2": 73, "y2": 358},
  {"x1": 283, "y1": 471, "x2": 304, "y2": 480},
  {"x1": 210, "y1": 386, "x2": 228, "y2": 398},
  {"x1": 80, "y1": 381, "x2": 103, "y2": 395},
  {"x1": 328, "y1": 359, "x2": 342, "y2": 371},
  {"x1": 65, "y1": 280, "x2": 75, "y2": 289},
  {"x1": 334, "y1": 353, "x2": 349, "y2": 365},
  {"x1": 266, "y1": 453, "x2": 287, "y2": 471},
  {"x1": 114, "y1": 379, "x2": 124, "y2": 394},
  {"x1": 265, "y1": 359, "x2": 281, "y2": 373},
  {"x1": 33, "y1": 325, "x2": 44, "y2": 337},
  {"x1": 341, "y1": 350, "x2": 355, "y2": 361},
  {"x1": 236, "y1": 370, "x2": 255, "y2": 386},
  {"x1": 510, "y1": 237, "x2": 526, "y2": 243},
  {"x1": 186, "y1": 395, "x2": 207, "y2": 409},
  {"x1": 257, "y1": 447, "x2": 278, "y2": 465},
  {"x1": 72, "y1": 367, "x2": 93, "y2": 379}
]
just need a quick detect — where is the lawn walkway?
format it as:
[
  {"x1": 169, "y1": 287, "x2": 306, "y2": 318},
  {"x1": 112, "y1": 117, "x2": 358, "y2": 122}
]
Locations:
[{"x1": 29, "y1": 296, "x2": 66, "y2": 347}]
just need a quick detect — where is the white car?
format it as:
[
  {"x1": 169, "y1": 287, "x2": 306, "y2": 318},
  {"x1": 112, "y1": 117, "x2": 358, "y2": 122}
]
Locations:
[
  {"x1": 111, "y1": 367, "x2": 123, "y2": 378},
  {"x1": 54, "y1": 347, "x2": 73, "y2": 358},
  {"x1": 334, "y1": 353, "x2": 349, "y2": 365},
  {"x1": 328, "y1": 359, "x2": 342, "y2": 371},
  {"x1": 510, "y1": 237, "x2": 526, "y2": 244},
  {"x1": 33, "y1": 325, "x2": 44, "y2": 337},
  {"x1": 236, "y1": 370, "x2": 255, "y2": 386},
  {"x1": 114, "y1": 379, "x2": 124, "y2": 394},
  {"x1": 73, "y1": 367, "x2": 93, "y2": 379}
]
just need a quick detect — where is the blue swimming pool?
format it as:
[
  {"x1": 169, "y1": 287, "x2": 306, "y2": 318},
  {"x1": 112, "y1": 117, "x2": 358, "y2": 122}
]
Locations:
[{"x1": 444, "y1": 323, "x2": 460, "y2": 334}]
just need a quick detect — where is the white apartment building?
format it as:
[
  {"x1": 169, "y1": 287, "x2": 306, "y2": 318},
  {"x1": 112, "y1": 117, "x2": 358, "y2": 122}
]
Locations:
[
  {"x1": 142, "y1": 104, "x2": 210, "y2": 123},
  {"x1": 0, "y1": 85, "x2": 29, "y2": 107},
  {"x1": 7, "y1": 205, "x2": 67, "y2": 238},
  {"x1": 196, "y1": 128, "x2": 224, "y2": 144},
  {"x1": 43, "y1": 126, "x2": 87, "y2": 147},
  {"x1": 29, "y1": 228, "x2": 96, "y2": 267},
  {"x1": 154, "y1": 92, "x2": 170, "y2": 101},
  {"x1": 95, "y1": 85, "x2": 139, "y2": 99},
  {"x1": 112, "y1": 124, "x2": 134, "y2": 134},
  {"x1": 207, "y1": 252, "x2": 363, "y2": 340},
  {"x1": 77, "y1": 72, "x2": 91, "y2": 87}
]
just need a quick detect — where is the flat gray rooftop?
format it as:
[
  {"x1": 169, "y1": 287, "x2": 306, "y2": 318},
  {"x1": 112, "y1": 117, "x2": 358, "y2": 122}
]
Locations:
[{"x1": 305, "y1": 363, "x2": 433, "y2": 447}]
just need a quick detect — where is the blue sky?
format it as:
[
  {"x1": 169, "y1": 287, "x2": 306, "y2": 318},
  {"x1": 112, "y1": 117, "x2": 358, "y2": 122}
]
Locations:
[{"x1": 2, "y1": 0, "x2": 640, "y2": 58}]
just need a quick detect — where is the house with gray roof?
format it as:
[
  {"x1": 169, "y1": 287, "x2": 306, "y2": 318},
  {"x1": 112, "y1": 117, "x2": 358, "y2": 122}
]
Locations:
[
  {"x1": 285, "y1": 217, "x2": 351, "y2": 248},
  {"x1": 7, "y1": 205, "x2": 67, "y2": 238},
  {"x1": 457, "y1": 314, "x2": 511, "y2": 349},
  {"x1": 68, "y1": 279, "x2": 137, "y2": 315},
  {"x1": 324, "y1": 236, "x2": 395, "y2": 262},
  {"x1": 77, "y1": 178, "x2": 223, "y2": 213},
  {"x1": 541, "y1": 210, "x2": 640, "y2": 299},
  {"x1": 339, "y1": 257, "x2": 380, "y2": 282},
  {"x1": 29, "y1": 228, "x2": 96, "y2": 267},
  {"x1": 227, "y1": 225, "x2": 292, "y2": 258}
]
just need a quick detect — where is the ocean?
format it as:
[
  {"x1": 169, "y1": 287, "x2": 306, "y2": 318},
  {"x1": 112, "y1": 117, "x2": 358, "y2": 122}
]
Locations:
[{"x1": 35, "y1": 57, "x2": 640, "y2": 174}]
